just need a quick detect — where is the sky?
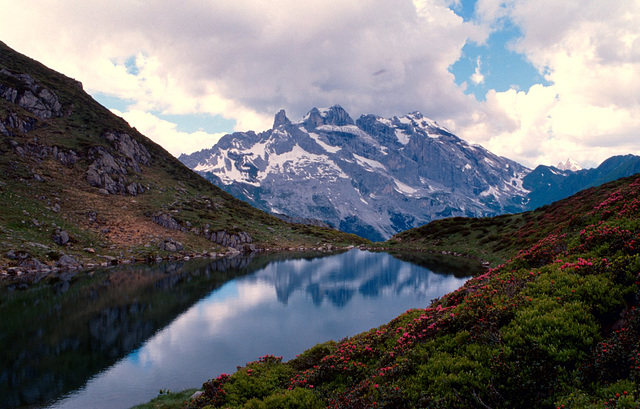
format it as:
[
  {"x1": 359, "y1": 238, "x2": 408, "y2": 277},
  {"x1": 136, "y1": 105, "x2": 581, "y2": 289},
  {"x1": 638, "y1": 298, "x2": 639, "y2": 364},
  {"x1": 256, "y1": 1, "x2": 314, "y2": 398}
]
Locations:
[{"x1": 1, "y1": 0, "x2": 639, "y2": 169}]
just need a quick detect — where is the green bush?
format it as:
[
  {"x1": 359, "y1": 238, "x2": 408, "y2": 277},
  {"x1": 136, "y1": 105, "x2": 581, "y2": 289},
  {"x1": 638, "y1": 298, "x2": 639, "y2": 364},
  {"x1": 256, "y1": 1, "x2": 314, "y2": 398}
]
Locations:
[{"x1": 242, "y1": 388, "x2": 324, "y2": 409}]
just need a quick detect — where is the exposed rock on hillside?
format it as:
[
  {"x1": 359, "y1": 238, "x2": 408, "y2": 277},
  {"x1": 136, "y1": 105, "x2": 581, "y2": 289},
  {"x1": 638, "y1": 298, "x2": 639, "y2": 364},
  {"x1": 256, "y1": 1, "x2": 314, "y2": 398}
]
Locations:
[
  {"x1": 209, "y1": 230, "x2": 253, "y2": 251},
  {"x1": 0, "y1": 68, "x2": 64, "y2": 119},
  {"x1": 84, "y1": 131, "x2": 151, "y2": 195}
]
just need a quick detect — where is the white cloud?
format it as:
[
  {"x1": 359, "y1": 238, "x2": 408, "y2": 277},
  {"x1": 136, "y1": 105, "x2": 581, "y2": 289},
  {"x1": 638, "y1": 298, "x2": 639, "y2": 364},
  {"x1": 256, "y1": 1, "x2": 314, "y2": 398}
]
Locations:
[
  {"x1": 453, "y1": 0, "x2": 640, "y2": 168},
  {"x1": 470, "y1": 57, "x2": 485, "y2": 84},
  {"x1": 0, "y1": 0, "x2": 485, "y2": 151},
  {"x1": 0, "y1": 0, "x2": 639, "y2": 168}
]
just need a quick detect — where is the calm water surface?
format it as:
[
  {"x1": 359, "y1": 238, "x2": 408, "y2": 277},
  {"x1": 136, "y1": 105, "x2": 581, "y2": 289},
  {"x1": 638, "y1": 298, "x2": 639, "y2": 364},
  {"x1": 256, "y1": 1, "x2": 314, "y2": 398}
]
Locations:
[{"x1": 0, "y1": 250, "x2": 479, "y2": 409}]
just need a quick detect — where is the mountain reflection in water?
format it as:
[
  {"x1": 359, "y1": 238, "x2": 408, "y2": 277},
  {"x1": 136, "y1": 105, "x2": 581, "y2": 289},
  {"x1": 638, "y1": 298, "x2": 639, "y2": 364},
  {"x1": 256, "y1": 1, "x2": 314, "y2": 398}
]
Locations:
[{"x1": 0, "y1": 250, "x2": 480, "y2": 409}]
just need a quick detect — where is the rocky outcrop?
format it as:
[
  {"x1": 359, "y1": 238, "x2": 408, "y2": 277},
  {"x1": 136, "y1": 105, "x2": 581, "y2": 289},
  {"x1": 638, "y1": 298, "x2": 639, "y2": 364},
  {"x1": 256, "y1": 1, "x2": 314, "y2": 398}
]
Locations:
[
  {"x1": 0, "y1": 68, "x2": 64, "y2": 119},
  {"x1": 103, "y1": 131, "x2": 151, "y2": 173},
  {"x1": 2, "y1": 136, "x2": 79, "y2": 168},
  {"x1": 86, "y1": 147, "x2": 130, "y2": 194},
  {"x1": 273, "y1": 109, "x2": 291, "y2": 128},
  {"x1": 0, "y1": 111, "x2": 38, "y2": 135},
  {"x1": 85, "y1": 132, "x2": 150, "y2": 195},
  {"x1": 150, "y1": 212, "x2": 255, "y2": 251},
  {"x1": 51, "y1": 146, "x2": 78, "y2": 166},
  {"x1": 303, "y1": 105, "x2": 354, "y2": 129},
  {"x1": 158, "y1": 238, "x2": 184, "y2": 252},
  {"x1": 208, "y1": 230, "x2": 253, "y2": 250},
  {"x1": 152, "y1": 213, "x2": 181, "y2": 230}
]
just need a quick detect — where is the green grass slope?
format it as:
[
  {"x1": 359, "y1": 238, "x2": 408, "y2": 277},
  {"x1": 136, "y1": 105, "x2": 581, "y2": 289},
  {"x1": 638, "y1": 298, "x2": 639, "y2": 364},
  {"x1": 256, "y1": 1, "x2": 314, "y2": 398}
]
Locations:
[
  {"x1": 386, "y1": 176, "x2": 640, "y2": 266},
  {"x1": 0, "y1": 42, "x2": 367, "y2": 275},
  {"x1": 178, "y1": 175, "x2": 640, "y2": 408}
]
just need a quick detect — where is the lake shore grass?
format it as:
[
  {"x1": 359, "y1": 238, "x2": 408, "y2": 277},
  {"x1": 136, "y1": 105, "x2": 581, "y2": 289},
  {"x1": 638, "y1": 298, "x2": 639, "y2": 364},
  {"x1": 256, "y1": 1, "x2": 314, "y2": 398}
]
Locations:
[{"x1": 130, "y1": 389, "x2": 199, "y2": 409}]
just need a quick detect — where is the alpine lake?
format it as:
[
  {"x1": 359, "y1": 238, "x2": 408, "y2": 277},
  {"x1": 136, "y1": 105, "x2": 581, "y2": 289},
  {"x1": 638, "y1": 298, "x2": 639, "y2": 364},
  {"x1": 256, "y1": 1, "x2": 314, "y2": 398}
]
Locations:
[{"x1": 0, "y1": 249, "x2": 483, "y2": 409}]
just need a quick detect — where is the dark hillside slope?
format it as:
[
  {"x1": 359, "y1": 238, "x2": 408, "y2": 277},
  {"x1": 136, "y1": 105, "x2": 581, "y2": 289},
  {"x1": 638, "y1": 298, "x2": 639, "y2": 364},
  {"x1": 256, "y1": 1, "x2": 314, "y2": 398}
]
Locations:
[
  {"x1": 0, "y1": 41, "x2": 366, "y2": 276},
  {"x1": 183, "y1": 175, "x2": 640, "y2": 409}
]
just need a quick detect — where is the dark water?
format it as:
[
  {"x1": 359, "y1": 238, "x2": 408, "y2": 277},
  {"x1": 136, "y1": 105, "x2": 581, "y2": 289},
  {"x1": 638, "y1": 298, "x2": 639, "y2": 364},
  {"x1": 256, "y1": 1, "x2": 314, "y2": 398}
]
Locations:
[{"x1": 0, "y1": 250, "x2": 480, "y2": 409}]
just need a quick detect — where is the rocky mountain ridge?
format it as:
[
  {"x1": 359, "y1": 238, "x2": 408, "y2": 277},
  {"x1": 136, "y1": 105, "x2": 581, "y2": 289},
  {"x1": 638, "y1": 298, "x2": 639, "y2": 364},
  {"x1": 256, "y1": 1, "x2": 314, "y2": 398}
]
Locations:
[{"x1": 180, "y1": 105, "x2": 530, "y2": 241}]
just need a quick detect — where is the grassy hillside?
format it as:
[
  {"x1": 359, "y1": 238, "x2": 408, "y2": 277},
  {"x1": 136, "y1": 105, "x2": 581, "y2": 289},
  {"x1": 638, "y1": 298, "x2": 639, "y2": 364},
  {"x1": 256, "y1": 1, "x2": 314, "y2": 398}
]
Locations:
[
  {"x1": 385, "y1": 176, "x2": 637, "y2": 266},
  {"x1": 0, "y1": 42, "x2": 367, "y2": 276},
  {"x1": 175, "y1": 175, "x2": 640, "y2": 408}
]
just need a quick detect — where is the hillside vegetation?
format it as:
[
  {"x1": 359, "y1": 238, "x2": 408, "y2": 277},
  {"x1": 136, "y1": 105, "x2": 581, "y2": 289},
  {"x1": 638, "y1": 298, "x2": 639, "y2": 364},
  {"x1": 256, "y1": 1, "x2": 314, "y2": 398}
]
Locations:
[
  {"x1": 0, "y1": 41, "x2": 367, "y2": 277},
  {"x1": 386, "y1": 177, "x2": 633, "y2": 266},
  {"x1": 178, "y1": 175, "x2": 640, "y2": 408}
]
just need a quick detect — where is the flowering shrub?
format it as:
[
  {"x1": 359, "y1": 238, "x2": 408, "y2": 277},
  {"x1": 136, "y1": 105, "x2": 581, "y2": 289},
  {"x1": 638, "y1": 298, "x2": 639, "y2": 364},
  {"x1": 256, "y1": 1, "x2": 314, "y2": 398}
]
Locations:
[
  {"x1": 513, "y1": 233, "x2": 568, "y2": 268},
  {"x1": 572, "y1": 222, "x2": 638, "y2": 256}
]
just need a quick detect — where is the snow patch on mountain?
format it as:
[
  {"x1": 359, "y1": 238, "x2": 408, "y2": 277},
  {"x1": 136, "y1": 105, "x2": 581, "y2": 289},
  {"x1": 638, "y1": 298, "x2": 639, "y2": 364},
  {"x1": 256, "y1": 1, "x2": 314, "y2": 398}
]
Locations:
[
  {"x1": 352, "y1": 153, "x2": 385, "y2": 171},
  {"x1": 308, "y1": 132, "x2": 341, "y2": 153}
]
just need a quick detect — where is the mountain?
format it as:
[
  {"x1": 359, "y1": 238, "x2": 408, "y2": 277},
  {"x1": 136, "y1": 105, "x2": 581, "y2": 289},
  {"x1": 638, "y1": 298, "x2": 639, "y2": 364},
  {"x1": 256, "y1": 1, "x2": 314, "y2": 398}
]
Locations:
[
  {"x1": 0, "y1": 42, "x2": 367, "y2": 276},
  {"x1": 522, "y1": 154, "x2": 640, "y2": 211},
  {"x1": 556, "y1": 158, "x2": 582, "y2": 171},
  {"x1": 180, "y1": 106, "x2": 529, "y2": 241}
]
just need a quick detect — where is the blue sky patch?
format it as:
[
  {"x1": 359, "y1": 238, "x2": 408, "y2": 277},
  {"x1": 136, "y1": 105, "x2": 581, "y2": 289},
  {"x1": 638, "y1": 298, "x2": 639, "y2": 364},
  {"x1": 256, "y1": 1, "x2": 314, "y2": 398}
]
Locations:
[
  {"x1": 449, "y1": 0, "x2": 476, "y2": 22},
  {"x1": 124, "y1": 55, "x2": 140, "y2": 76},
  {"x1": 155, "y1": 112, "x2": 236, "y2": 134},
  {"x1": 448, "y1": 1, "x2": 551, "y2": 101}
]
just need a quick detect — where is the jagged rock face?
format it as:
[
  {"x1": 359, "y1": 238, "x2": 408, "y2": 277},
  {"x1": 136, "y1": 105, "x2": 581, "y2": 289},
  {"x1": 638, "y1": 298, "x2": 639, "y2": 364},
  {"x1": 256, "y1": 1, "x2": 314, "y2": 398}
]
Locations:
[
  {"x1": 85, "y1": 132, "x2": 151, "y2": 195},
  {"x1": 103, "y1": 131, "x2": 151, "y2": 172},
  {"x1": 0, "y1": 68, "x2": 64, "y2": 119},
  {"x1": 180, "y1": 105, "x2": 530, "y2": 241}
]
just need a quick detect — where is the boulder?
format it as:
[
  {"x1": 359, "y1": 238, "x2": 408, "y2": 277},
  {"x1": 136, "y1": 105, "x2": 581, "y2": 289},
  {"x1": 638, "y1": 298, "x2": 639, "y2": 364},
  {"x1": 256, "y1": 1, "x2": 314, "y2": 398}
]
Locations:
[
  {"x1": 52, "y1": 229, "x2": 70, "y2": 246},
  {"x1": 158, "y1": 239, "x2": 183, "y2": 252},
  {"x1": 57, "y1": 255, "x2": 79, "y2": 269},
  {"x1": 152, "y1": 213, "x2": 181, "y2": 230},
  {"x1": 189, "y1": 391, "x2": 204, "y2": 401}
]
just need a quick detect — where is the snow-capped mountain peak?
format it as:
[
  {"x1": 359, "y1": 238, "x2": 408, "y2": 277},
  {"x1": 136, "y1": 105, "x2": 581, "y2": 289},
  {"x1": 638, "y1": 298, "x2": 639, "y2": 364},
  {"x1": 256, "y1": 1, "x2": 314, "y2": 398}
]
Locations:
[
  {"x1": 556, "y1": 158, "x2": 583, "y2": 172},
  {"x1": 180, "y1": 106, "x2": 530, "y2": 241}
]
